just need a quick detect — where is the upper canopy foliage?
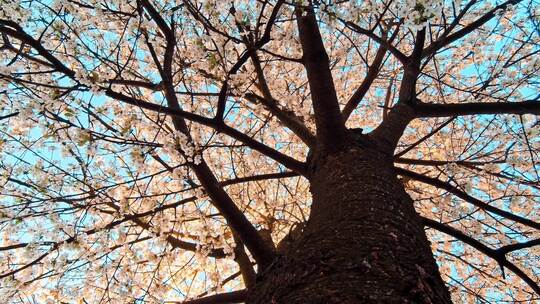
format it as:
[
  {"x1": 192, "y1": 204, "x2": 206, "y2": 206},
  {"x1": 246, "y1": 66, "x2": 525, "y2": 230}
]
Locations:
[{"x1": 0, "y1": 0, "x2": 539, "y2": 303}]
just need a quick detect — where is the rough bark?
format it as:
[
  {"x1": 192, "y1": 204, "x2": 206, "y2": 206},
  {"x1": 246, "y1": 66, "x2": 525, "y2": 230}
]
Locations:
[{"x1": 246, "y1": 135, "x2": 452, "y2": 303}]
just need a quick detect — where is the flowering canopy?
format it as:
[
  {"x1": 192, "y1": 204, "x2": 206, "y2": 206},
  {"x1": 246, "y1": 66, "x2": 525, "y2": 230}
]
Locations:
[{"x1": 0, "y1": 0, "x2": 539, "y2": 303}]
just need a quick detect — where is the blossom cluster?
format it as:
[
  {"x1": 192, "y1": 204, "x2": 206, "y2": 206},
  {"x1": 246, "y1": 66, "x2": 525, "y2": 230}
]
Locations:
[
  {"x1": 74, "y1": 69, "x2": 103, "y2": 95},
  {"x1": 395, "y1": 0, "x2": 443, "y2": 30},
  {"x1": 0, "y1": 0, "x2": 29, "y2": 24},
  {"x1": 162, "y1": 131, "x2": 203, "y2": 165}
]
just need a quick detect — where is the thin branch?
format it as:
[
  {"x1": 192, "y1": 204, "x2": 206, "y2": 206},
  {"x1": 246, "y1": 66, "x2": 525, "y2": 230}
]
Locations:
[
  {"x1": 105, "y1": 89, "x2": 306, "y2": 174},
  {"x1": 394, "y1": 117, "x2": 455, "y2": 157},
  {"x1": 221, "y1": 171, "x2": 299, "y2": 187},
  {"x1": 422, "y1": 0, "x2": 524, "y2": 58},
  {"x1": 216, "y1": 0, "x2": 284, "y2": 123},
  {"x1": 423, "y1": 217, "x2": 540, "y2": 295},
  {"x1": 0, "y1": 19, "x2": 306, "y2": 175},
  {"x1": 342, "y1": 30, "x2": 397, "y2": 121},
  {"x1": 396, "y1": 167, "x2": 540, "y2": 230},
  {"x1": 245, "y1": 92, "x2": 316, "y2": 147},
  {"x1": 139, "y1": 1, "x2": 279, "y2": 267},
  {"x1": 342, "y1": 21, "x2": 408, "y2": 64},
  {"x1": 415, "y1": 100, "x2": 540, "y2": 117},
  {"x1": 0, "y1": 112, "x2": 19, "y2": 121}
]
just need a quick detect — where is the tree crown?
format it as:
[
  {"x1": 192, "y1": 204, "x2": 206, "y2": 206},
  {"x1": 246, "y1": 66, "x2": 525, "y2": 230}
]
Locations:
[{"x1": 0, "y1": 0, "x2": 539, "y2": 302}]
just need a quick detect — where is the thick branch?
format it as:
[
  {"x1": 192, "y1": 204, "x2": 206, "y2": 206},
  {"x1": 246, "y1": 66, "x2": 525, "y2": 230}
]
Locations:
[
  {"x1": 145, "y1": 12, "x2": 277, "y2": 268},
  {"x1": 0, "y1": 22, "x2": 75, "y2": 78},
  {"x1": 498, "y1": 238, "x2": 540, "y2": 255},
  {"x1": 395, "y1": 157, "x2": 501, "y2": 167},
  {"x1": 176, "y1": 290, "x2": 247, "y2": 304},
  {"x1": 192, "y1": 161, "x2": 276, "y2": 268},
  {"x1": 368, "y1": 29, "x2": 425, "y2": 152},
  {"x1": 398, "y1": 28, "x2": 425, "y2": 103},
  {"x1": 296, "y1": 7, "x2": 347, "y2": 152},
  {"x1": 139, "y1": 0, "x2": 174, "y2": 39},
  {"x1": 0, "y1": 112, "x2": 19, "y2": 121},
  {"x1": 148, "y1": 33, "x2": 277, "y2": 269},
  {"x1": 232, "y1": 233, "x2": 257, "y2": 288},
  {"x1": 221, "y1": 171, "x2": 299, "y2": 186},
  {"x1": 369, "y1": 104, "x2": 416, "y2": 153}
]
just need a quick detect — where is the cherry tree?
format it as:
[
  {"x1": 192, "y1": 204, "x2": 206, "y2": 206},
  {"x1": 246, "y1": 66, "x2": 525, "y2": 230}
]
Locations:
[{"x1": 0, "y1": 0, "x2": 539, "y2": 302}]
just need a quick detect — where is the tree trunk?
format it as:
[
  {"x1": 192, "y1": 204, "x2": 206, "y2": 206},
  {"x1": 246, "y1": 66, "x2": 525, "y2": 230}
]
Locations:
[{"x1": 247, "y1": 138, "x2": 452, "y2": 303}]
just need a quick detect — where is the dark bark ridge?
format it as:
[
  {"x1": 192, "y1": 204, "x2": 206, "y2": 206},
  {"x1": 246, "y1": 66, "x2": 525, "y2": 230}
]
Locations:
[{"x1": 246, "y1": 137, "x2": 452, "y2": 303}]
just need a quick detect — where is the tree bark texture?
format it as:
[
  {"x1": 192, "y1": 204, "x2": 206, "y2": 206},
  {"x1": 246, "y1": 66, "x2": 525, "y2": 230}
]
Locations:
[{"x1": 247, "y1": 137, "x2": 452, "y2": 303}]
